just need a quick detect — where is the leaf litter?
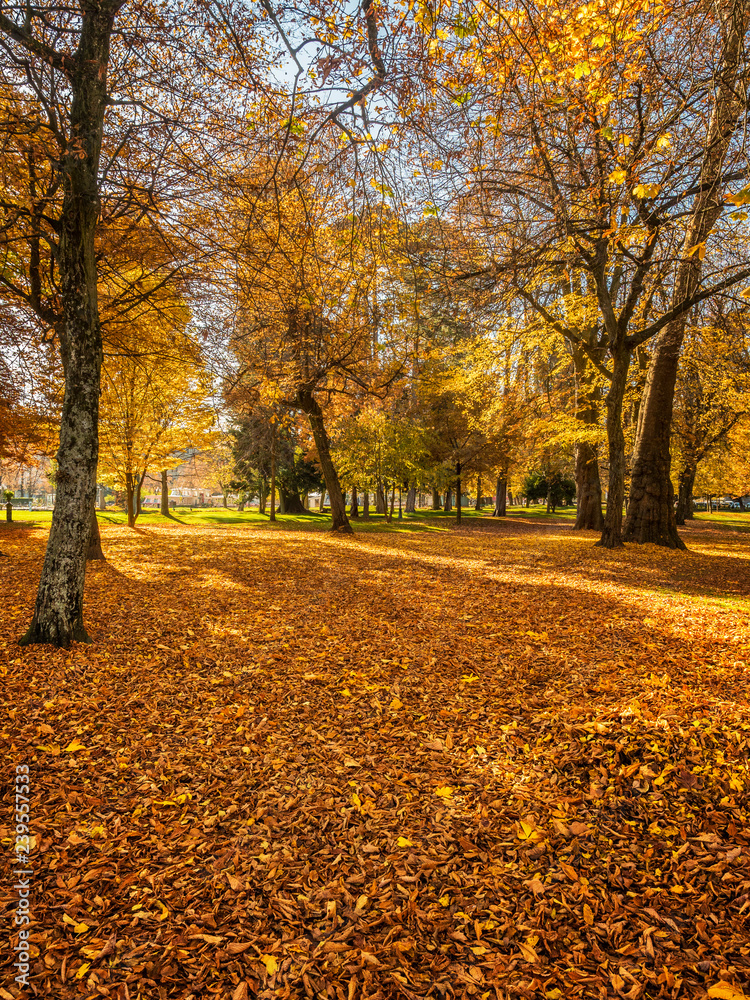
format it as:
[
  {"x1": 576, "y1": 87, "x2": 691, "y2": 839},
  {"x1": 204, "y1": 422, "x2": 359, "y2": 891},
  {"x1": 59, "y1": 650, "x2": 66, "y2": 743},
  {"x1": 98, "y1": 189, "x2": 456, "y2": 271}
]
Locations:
[{"x1": 1, "y1": 516, "x2": 750, "y2": 999}]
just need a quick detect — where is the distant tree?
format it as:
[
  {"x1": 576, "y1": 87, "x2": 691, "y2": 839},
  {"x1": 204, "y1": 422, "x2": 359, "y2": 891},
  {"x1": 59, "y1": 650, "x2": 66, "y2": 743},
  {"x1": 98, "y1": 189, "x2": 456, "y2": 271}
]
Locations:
[
  {"x1": 523, "y1": 469, "x2": 576, "y2": 513},
  {"x1": 231, "y1": 410, "x2": 323, "y2": 515}
]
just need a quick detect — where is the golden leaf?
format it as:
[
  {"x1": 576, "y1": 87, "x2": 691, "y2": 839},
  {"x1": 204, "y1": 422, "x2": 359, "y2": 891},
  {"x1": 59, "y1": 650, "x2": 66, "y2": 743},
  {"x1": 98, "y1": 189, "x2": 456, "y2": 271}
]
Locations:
[
  {"x1": 517, "y1": 820, "x2": 542, "y2": 842},
  {"x1": 435, "y1": 786, "x2": 453, "y2": 798},
  {"x1": 708, "y1": 986, "x2": 747, "y2": 999},
  {"x1": 260, "y1": 954, "x2": 279, "y2": 975}
]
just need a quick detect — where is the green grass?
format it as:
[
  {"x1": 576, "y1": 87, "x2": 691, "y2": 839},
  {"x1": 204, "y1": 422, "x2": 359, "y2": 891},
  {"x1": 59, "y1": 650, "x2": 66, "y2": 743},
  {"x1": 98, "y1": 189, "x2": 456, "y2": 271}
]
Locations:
[
  {"x1": 691, "y1": 510, "x2": 750, "y2": 532},
  {"x1": 2, "y1": 502, "x2": 574, "y2": 533},
  {"x1": 4, "y1": 502, "x2": 745, "y2": 534}
]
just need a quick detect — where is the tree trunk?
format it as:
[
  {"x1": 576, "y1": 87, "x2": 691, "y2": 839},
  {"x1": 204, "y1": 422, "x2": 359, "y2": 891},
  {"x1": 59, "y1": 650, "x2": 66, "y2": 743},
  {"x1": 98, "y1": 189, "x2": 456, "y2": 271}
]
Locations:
[
  {"x1": 388, "y1": 482, "x2": 396, "y2": 522},
  {"x1": 160, "y1": 470, "x2": 171, "y2": 517},
  {"x1": 125, "y1": 472, "x2": 136, "y2": 529},
  {"x1": 675, "y1": 464, "x2": 696, "y2": 525},
  {"x1": 493, "y1": 475, "x2": 507, "y2": 516},
  {"x1": 597, "y1": 347, "x2": 632, "y2": 548},
  {"x1": 259, "y1": 478, "x2": 267, "y2": 515},
  {"x1": 269, "y1": 426, "x2": 276, "y2": 522},
  {"x1": 444, "y1": 489, "x2": 452, "y2": 512},
  {"x1": 280, "y1": 489, "x2": 306, "y2": 514},
  {"x1": 298, "y1": 389, "x2": 352, "y2": 533},
  {"x1": 136, "y1": 473, "x2": 144, "y2": 516},
  {"x1": 546, "y1": 492, "x2": 552, "y2": 514},
  {"x1": 474, "y1": 474, "x2": 482, "y2": 511},
  {"x1": 625, "y1": 1, "x2": 746, "y2": 550},
  {"x1": 350, "y1": 483, "x2": 359, "y2": 518},
  {"x1": 97, "y1": 484, "x2": 106, "y2": 511},
  {"x1": 19, "y1": 4, "x2": 119, "y2": 647},
  {"x1": 574, "y1": 440, "x2": 605, "y2": 531},
  {"x1": 571, "y1": 344, "x2": 605, "y2": 531},
  {"x1": 86, "y1": 500, "x2": 105, "y2": 561},
  {"x1": 431, "y1": 488, "x2": 441, "y2": 510},
  {"x1": 398, "y1": 487, "x2": 403, "y2": 520},
  {"x1": 376, "y1": 480, "x2": 387, "y2": 515},
  {"x1": 405, "y1": 485, "x2": 416, "y2": 514},
  {"x1": 362, "y1": 490, "x2": 370, "y2": 519},
  {"x1": 456, "y1": 461, "x2": 462, "y2": 525}
]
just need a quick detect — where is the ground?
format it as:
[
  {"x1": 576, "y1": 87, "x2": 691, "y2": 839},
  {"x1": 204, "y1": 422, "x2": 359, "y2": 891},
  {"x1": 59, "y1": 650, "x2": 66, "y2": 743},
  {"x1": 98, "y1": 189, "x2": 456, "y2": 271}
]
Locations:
[{"x1": 1, "y1": 510, "x2": 749, "y2": 1000}]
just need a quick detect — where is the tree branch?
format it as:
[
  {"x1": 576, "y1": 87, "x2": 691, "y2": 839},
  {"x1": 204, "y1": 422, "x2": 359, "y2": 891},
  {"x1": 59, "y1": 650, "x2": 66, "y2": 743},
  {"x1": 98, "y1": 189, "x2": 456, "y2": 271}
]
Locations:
[
  {"x1": 627, "y1": 267, "x2": 750, "y2": 348},
  {"x1": 0, "y1": 13, "x2": 73, "y2": 74}
]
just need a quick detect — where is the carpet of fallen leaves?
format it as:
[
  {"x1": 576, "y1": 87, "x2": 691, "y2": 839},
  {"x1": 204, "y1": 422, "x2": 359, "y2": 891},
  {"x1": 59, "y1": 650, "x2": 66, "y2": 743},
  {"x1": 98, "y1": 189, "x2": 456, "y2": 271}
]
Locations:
[{"x1": 2, "y1": 516, "x2": 750, "y2": 1000}]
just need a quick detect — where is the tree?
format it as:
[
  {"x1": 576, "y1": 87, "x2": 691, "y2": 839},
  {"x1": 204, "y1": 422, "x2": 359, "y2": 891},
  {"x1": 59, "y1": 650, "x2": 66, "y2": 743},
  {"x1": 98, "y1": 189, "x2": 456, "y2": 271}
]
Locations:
[
  {"x1": 334, "y1": 402, "x2": 430, "y2": 520},
  {"x1": 0, "y1": 2, "x2": 125, "y2": 645},
  {"x1": 625, "y1": 0, "x2": 750, "y2": 547},
  {"x1": 671, "y1": 306, "x2": 750, "y2": 522},
  {"x1": 98, "y1": 326, "x2": 214, "y2": 528},
  {"x1": 230, "y1": 408, "x2": 324, "y2": 515},
  {"x1": 420, "y1": 0, "x2": 750, "y2": 548},
  {"x1": 229, "y1": 166, "x2": 403, "y2": 534}
]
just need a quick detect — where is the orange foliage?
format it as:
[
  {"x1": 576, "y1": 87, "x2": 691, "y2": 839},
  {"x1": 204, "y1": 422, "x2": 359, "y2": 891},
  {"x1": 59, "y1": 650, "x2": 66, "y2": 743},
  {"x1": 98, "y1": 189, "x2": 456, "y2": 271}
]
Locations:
[{"x1": 1, "y1": 515, "x2": 749, "y2": 996}]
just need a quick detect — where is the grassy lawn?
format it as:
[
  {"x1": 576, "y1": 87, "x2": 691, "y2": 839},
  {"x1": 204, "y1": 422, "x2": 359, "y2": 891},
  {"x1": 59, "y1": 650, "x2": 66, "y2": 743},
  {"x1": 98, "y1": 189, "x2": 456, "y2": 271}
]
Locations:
[{"x1": 5, "y1": 502, "x2": 579, "y2": 532}]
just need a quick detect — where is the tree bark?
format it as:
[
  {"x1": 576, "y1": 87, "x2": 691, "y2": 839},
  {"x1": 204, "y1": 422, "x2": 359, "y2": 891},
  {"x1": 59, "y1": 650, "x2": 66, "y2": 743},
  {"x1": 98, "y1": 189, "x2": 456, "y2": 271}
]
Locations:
[
  {"x1": 87, "y1": 500, "x2": 105, "y2": 561},
  {"x1": 160, "y1": 470, "x2": 171, "y2": 517},
  {"x1": 431, "y1": 488, "x2": 441, "y2": 510},
  {"x1": 675, "y1": 464, "x2": 696, "y2": 525},
  {"x1": 297, "y1": 389, "x2": 352, "y2": 533},
  {"x1": 493, "y1": 474, "x2": 507, "y2": 516},
  {"x1": 280, "y1": 489, "x2": 307, "y2": 514},
  {"x1": 574, "y1": 440, "x2": 604, "y2": 530},
  {"x1": 19, "y1": 3, "x2": 121, "y2": 647},
  {"x1": 444, "y1": 489, "x2": 452, "y2": 512},
  {"x1": 572, "y1": 346, "x2": 605, "y2": 530},
  {"x1": 474, "y1": 474, "x2": 482, "y2": 511},
  {"x1": 269, "y1": 424, "x2": 277, "y2": 522},
  {"x1": 376, "y1": 480, "x2": 387, "y2": 514},
  {"x1": 125, "y1": 471, "x2": 136, "y2": 529},
  {"x1": 405, "y1": 485, "x2": 416, "y2": 513},
  {"x1": 456, "y1": 461, "x2": 462, "y2": 524},
  {"x1": 350, "y1": 483, "x2": 359, "y2": 518},
  {"x1": 625, "y1": 1, "x2": 747, "y2": 550},
  {"x1": 388, "y1": 482, "x2": 396, "y2": 522},
  {"x1": 597, "y1": 347, "x2": 632, "y2": 548},
  {"x1": 362, "y1": 490, "x2": 370, "y2": 519}
]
